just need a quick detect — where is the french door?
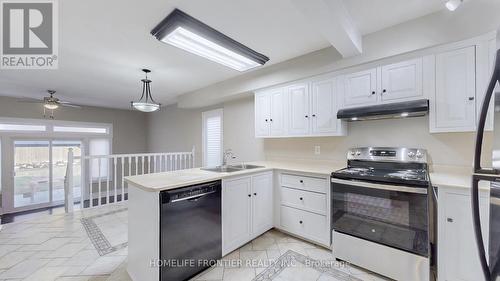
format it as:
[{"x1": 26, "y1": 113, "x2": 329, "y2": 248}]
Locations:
[{"x1": 12, "y1": 139, "x2": 82, "y2": 212}]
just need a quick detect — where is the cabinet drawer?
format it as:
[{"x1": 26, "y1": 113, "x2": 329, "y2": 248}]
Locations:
[
  {"x1": 281, "y1": 186, "x2": 326, "y2": 215},
  {"x1": 281, "y1": 174, "x2": 327, "y2": 194},
  {"x1": 280, "y1": 205, "x2": 328, "y2": 244}
]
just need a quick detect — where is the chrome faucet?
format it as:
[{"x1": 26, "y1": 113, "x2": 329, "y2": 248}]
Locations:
[{"x1": 222, "y1": 149, "x2": 236, "y2": 166}]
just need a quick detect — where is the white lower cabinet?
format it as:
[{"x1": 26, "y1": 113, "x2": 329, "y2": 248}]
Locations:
[
  {"x1": 278, "y1": 173, "x2": 330, "y2": 246},
  {"x1": 280, "y1": 205, "x2": 329, "y2": 245},
  {"x1": 222, "y1": 172, "x2": 273, "y2": 255},
  {"x1": 438, "y1": 185, "x2": 490, "y2": 281},
  {"x1": 252, "y1": 173, "x2": 274, "y2": 236}
]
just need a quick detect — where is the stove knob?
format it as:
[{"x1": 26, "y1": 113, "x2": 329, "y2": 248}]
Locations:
[
  {"x1": 416, "y1": 151, "x2": 423, "y2": 159},
  {"x1": 407, "y1": 151, "x2": 416, "y2": 158},
  {"x1": 349, "y1": 151, "x2": 355, "y2": 156},
  {"x1": 355, "y1": 151, "x2": 361, "y2": 156}
]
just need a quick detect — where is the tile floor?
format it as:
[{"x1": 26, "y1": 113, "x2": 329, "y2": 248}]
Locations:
[
  {"x1": 0, "y1": 203, "x2": 128, "y2": 281},
  {"x1": 0, "y1": 202, "x2": 386, "y2": 281}
]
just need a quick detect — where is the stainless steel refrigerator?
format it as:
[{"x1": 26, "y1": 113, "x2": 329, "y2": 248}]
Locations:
[{"x1": 472, "y1": 31, "x2": 500, "y2": 280}]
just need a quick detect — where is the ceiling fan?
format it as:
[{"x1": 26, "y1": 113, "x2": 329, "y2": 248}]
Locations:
[{"x1": 18, "y1": 90, "x2": 83, "y2": 119}]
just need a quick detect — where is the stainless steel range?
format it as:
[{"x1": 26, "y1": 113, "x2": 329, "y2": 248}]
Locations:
[{"x1": 331, "y1": 147, "x2": 433, "y2": 281}]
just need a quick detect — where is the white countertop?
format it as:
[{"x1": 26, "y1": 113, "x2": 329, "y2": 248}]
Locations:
[
  {"x1": 125, "y1": 160, "x2": 489, "y2": 192},
  {"x1": 124, "y1": 160, "x2": 343, "y2": 192},
  {"x1": 430, "y1": 165, "x2": 490, "y2": 191}
]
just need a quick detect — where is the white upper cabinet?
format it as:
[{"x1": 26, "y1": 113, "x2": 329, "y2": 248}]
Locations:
[
  {"x1": 311, "y1": 78, "x2": 343, "y2": 135},
  {"x1": 254, "y1": 32, "x2": 494, "y2": 135},
  {"x1": 343, "y1": 58, "x2": 423, "y2": 107},
  {"x1": 380, "y1": 58, "x2": 423, "y2": 102},
  {"x1": 254, "y1": 77, "x2": 346, "y2": 138},
  {"x1": 287, "y1": 83, "x2": 311, "y2": 136},
  {"x1": 254, "y1": 88, "x2": 286, "y2": 137},
  {"x1": 254, "y1": 92, "x2": 271, "y2": 137},
  {"x1": 432, "y1": 46, "x2": 476, "y2": 132},
  {"x1": 344, "y1": 68, "x2": 377, "y2": 106},
  {"x1": 270, "y1": 89, "x2": 286, "y2": 136}
]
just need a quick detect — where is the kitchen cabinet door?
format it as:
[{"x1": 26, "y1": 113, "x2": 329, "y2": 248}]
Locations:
[
  {"x1": 311, "y1": 78, "x2": 338, "y2": 135},
  {"x1": 343, "y1": 68, "x2": 377, "y2": 106},
  {"x1": 254, "y1": 92, "x2": 271, "y2": 137},
  {"x1": 270, "y1": 88, "x2": 286, "y2": 136},
  {"x1": 287, "y1": 83, "x2": 310, "y2": 135},
  {"x1": 251, "y1": 172, "x2": 274, "y2": 236},
  {"x1": 438, "y1": 187, "x2": 489, "y2": 281},
  {"x1": 380, "y1": 58, "x2": 423, "y2": 102},
  {"x1": 222, "y1": 177, "x2": 252, "y2": 255},
  {"x1": 433, "y1": 46, "x2": 476, "y2": 131}
]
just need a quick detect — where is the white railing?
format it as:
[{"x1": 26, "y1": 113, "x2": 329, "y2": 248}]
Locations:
[{"x1": 64, "y1": 146, "x2": 195, "y2": 212}]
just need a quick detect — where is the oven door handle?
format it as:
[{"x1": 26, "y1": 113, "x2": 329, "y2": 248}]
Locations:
[{"x1": 331, "y1": 178, "x2": 428, "y2": 194}]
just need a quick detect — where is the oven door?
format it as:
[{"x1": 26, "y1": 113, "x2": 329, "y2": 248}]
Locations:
[{"x1": 331, "y1": 177, "x2": 429, "y2": 257}]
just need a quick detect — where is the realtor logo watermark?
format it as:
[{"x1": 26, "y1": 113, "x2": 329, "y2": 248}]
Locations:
[{"x1": 1, "y1": 0, "x2": 58, "y2": 69}]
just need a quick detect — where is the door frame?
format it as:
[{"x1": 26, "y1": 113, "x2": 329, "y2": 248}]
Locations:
[
  {"x1": 4, "y1": 137, "x2": 85, "y2": 214},
  {"x1": 0, "y1": 118, "x2": 113, "y2": 215}
]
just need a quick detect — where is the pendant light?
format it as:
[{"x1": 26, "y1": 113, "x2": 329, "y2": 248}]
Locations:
[{"x1": 131, "y1": 69, "x2": 161, "y2": 112}]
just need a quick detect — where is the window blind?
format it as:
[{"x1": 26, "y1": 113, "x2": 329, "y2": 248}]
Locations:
[{"x1": 203, "y1": 109, "x2": 223, "y2": 167}]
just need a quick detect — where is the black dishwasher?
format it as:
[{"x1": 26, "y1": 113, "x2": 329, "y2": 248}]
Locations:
[{"x1": 159, "y1": 180, "x2": 222, "y2": 281}]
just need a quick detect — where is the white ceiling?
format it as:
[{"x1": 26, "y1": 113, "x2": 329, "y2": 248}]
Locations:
[
  {"x1": 0, "y1": 0, "x2": 447, "y2": 109},
  {"x1": 343, "y1": 0, "x2": 446, "y2": 35}
]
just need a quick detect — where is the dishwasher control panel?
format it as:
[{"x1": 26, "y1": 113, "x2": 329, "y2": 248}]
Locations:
[{"x1": 161, "y1": 180, "x2": 221, "y2": 203}]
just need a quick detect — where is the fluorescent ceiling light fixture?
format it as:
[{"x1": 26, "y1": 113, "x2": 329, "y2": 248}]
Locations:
[
  {"x1": 151, "y1": 9, "x2": 269, "y2": 72},
  {"x1": 446, "y1": 0, "x2": 462, "y2": 11}
]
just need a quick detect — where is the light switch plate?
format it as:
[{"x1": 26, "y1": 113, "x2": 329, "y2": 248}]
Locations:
[{"x1": 314, "y1": 146, "x2": 321, "y2": 155}]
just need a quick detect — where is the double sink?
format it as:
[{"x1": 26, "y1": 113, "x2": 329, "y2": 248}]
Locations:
[{"x1": 201, "y1": 164, "x2": 264, "y2": 173}]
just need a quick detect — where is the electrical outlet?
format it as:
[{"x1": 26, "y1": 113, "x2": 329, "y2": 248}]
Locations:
[{"x1": 314, "y1": 146, "x2": 321, "y2": 155}]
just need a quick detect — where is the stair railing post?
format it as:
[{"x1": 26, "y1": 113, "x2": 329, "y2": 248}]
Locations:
[{"x1": 64, "y1": 148, "x2": 74, "y2": 213}]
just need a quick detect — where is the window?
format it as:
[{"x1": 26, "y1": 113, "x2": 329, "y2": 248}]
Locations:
[
  {"x1": 0, "y1": 124, "x2": 46, "y2": 131},
  {"x1": 53, "y1": 126, "x2": 108, "y2": 134},
  {"x1": 202, "y1": 109, "x2": 223, "y2": 167},
  {"x1": 89, "y1": 138, "x2": 110, "y2": 179}
]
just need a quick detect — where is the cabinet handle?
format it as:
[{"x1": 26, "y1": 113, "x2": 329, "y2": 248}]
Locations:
[
  {"x1": 371, "y1": 91, "x2": 375, "y2": 96},
  {"x1": 265, "y1": 119, "x2": 268, "y2": 122},
  {"x1": 468, "y1": 97, "x2": 475, "y2": 101},
  {"x1": 270, "y1": 118, "x2": 273, "y2": 122},
  {"x1": 254, "y1": 193, "x2": 257, "y2": 196},
  {"x1": 299, "y1": 180, "x2": 304, "y2": 183},
  {"x1": 382, "y1": 89, "x2": 387, "y2": 94},
  {"x1": 299, "y1": 220, "x2": 303, "y2": 224},
  {"x1": 312, "y1": 114, "x2": 316, "y2": 117},
  {"x1": 248, "y1": 194, "x2": 251, "y2": 197},
  {"x1": 447, "y1": 218, "x2": 453, "y2": 223},
  {"x1": 299, "y1": 197, "x2": 303, "y2": 201},
  {"x1": 305, "y1": 115, "x2": 309, "y2": 118}
]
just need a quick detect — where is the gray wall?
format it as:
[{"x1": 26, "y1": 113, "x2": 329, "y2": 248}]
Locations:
[
  {"x1": 0, "y1": 96, "x2": 147, "y2": 153},
  {"x1": 147, "y1": 96, "x2": 265, "y2": 167},
  {"x1": 147, "y1": 104, "x2": 204, "y2": 165},
  {"x1": 147, "y1": 97, "x2": 491, "y2": 168}
]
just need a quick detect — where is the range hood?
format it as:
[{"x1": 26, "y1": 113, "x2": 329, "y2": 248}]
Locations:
[{"x1": 337, "y1": 99, "x2": 429, "y2": 121}]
